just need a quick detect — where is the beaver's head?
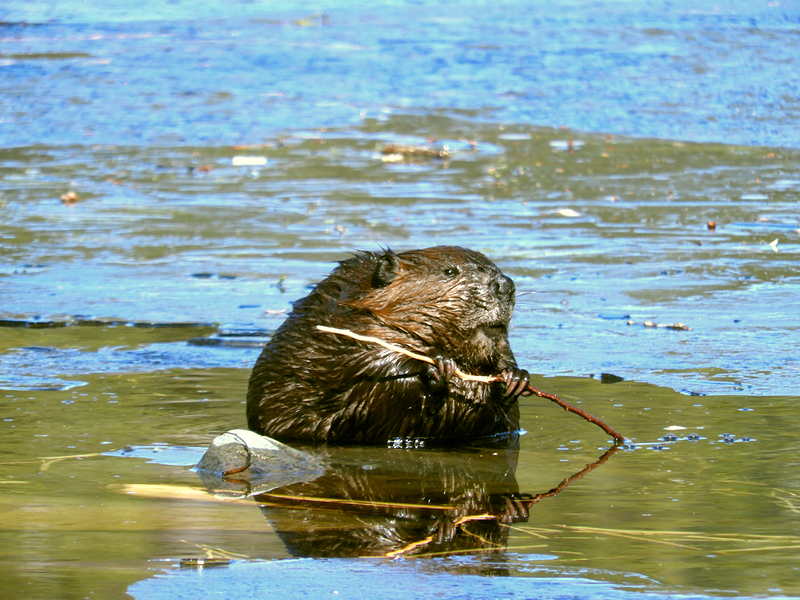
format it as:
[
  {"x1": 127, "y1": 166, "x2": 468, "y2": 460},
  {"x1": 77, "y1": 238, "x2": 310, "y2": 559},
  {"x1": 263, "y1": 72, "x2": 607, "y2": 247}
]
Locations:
[{"x1": 347, "y1": 246, "x2": 516, "y2": 368}]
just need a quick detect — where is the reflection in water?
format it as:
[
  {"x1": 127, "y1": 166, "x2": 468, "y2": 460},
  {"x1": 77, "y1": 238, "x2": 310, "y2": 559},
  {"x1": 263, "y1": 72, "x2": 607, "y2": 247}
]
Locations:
[{"x1": 250, "y1": 443, "x2": 617, "y2": 559}]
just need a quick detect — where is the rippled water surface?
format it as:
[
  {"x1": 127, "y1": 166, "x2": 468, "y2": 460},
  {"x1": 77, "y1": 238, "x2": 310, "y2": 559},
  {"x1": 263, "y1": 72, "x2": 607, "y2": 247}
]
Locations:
[{"x1": 1, "y1": 1, "x2": 799, "y2": 599}]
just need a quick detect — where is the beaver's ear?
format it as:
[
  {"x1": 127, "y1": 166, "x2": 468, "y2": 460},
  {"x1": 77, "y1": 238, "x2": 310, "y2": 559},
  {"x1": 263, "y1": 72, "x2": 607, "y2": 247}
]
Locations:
[{"x1": 372, "y1": 251, "x2": 398, "y2": 288}]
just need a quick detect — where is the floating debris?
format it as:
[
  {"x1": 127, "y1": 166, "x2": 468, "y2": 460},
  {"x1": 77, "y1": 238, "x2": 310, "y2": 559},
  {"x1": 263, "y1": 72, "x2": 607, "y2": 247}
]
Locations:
[
  {"x1": 381, "y1": 144, "x2": 450, "y2": 163},
  {"x1": 599, "y1": 373, "x2": 625, "y2": 384},
  {"x1": 549, "y1": 140, "x2": 585, "y2": 152},
  {"x1": 627, "y1": 320, "x2": 691, "y2": 331},
  {"x1": 292, "y1": 12, "x2": 330, "y2": 27},
  {"x1": 552, "y1": 208, "x2": 581, "y2": 217},
  {"x1": 60, "y1": 190, "x2": 80, "y2": 204},
  {"x1": 180, "y1": 558, "x2": 231, "y2": 569},
  {"x1": 232, "y1": 156, "x2": 267, "y2": 166}
]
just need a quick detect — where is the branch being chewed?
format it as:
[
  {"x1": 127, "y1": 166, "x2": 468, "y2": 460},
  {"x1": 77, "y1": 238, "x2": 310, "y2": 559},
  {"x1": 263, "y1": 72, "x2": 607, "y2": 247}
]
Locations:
[
  {"x1": 316, "y1": 325, "x2": 498, "y2": 383},
  {"x1": 315, "y1": 325, "x2": 625, "y2": 443}
]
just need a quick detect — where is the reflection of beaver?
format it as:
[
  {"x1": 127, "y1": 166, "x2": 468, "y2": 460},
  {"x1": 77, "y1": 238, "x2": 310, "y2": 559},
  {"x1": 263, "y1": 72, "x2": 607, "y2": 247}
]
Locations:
[
  {"x1": 246, "y1": 246, "x2": 529, "y2": 444},
  {"x1": 253, "y1": 445, "x2": 618, "y2": 559},
  {"x1": 256, "y1": 445, "x2": 526, "y2": 558}
]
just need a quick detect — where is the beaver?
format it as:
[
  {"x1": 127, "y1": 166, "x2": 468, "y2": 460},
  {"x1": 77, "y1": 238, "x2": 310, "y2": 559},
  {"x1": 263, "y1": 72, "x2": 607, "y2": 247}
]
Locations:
[{"x1": 246, "y1": 246, "x2": 529, "y2": 445}]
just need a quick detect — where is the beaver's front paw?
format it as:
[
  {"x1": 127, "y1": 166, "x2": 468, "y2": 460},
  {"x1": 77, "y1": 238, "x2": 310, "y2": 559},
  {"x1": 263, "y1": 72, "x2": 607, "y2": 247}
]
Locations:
[
  {"x1": 423, "y1": 349, "x2": 457, "y2": 392},
  {"x1": 501, "y1": 366, "x2": 530, "y2": 398}
]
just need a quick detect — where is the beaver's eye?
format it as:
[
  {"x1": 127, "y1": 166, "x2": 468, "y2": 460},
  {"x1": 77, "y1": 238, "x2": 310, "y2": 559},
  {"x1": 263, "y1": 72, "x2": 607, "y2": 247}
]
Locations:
[{"x1": 443, "y1": 267, "x2": 459, "y2": 278}]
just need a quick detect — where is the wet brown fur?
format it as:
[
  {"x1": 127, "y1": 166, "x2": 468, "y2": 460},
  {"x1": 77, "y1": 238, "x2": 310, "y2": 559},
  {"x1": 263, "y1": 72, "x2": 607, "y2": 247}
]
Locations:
[{"x1": 246, "y1": 246, "x2": 524, "y2": 444}]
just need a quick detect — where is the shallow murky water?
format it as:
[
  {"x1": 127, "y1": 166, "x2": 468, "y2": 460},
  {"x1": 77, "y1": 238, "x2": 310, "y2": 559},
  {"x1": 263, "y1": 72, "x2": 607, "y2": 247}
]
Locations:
[{"x1": 2, "y1": 1, "x2": 800, "y2": 599}]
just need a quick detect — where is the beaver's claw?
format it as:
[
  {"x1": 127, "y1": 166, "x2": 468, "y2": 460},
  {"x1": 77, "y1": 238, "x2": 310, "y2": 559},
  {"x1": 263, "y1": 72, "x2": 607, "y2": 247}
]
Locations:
[
  {"x1": 501, "y1": 366, "x2": 530, "y2": 398},
  {"x1": 424, "y1": 350, "x2": 457, "y2": 392}
]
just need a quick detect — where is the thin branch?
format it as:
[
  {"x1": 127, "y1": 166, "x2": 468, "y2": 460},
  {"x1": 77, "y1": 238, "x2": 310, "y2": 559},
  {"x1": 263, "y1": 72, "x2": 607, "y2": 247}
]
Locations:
[
  {"x1": 316, "y1": 325, "x2": 625, "y2": 442},
  {"x1": 523, "y1": 383, "x2": 625, "y2": 442},
  {"x1": 316, "y1": 325, "x2": 497, "y2": 383}
]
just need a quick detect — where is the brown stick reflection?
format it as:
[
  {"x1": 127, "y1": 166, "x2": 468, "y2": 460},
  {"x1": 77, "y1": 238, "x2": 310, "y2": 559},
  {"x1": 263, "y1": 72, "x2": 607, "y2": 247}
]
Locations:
[
  {"x1": 384, "y1": 444, "x2": 620, "y2": 558},
  {"x1": 253, "y1": 444, "x2": 619, "y2": 559},
  {"x1": 501, "y1": 444, "x2": 619, "y2": 519}
]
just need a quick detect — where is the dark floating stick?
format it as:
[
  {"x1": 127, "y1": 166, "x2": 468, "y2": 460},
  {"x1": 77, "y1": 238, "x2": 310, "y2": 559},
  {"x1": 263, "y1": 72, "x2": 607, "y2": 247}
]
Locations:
[{"x1": 317, "y1": 325, "x2": 625, "y2": 443}]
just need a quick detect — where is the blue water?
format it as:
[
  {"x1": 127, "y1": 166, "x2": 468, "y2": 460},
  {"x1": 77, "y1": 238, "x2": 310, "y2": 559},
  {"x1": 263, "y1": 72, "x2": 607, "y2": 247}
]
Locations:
[
  {"x1": 128, "y1": 556, "x2": 796, "y2": 600},
  {"x1": 2, "y1": 0, "x2": 799, "y2": 148}
]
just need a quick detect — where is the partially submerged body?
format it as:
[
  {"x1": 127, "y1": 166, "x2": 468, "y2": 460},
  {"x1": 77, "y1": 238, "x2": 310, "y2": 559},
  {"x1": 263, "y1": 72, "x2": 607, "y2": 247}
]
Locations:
[{"x1": 246, "y1": 246, "x2": 528, "y2": 445}]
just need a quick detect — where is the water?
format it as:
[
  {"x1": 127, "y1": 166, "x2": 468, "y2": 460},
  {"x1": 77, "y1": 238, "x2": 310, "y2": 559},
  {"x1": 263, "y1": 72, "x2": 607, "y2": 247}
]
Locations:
[{"x1": 1, "y1": 1, "x2": 800, "y2": 598}]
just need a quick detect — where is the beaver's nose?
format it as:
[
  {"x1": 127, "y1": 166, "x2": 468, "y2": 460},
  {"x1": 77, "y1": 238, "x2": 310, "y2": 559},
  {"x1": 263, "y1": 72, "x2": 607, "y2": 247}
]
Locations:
[{"x1": 491, "y1": 274, "x2": 515, "y2": 301}]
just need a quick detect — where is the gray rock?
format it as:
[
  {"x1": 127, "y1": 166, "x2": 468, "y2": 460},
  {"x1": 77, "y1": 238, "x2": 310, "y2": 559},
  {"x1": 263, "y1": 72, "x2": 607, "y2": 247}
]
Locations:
[{"x1": 196, "y1": 429, "x2": 324, "y2": 498}]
